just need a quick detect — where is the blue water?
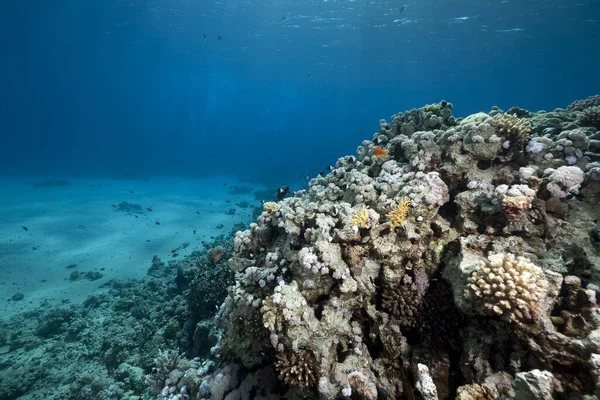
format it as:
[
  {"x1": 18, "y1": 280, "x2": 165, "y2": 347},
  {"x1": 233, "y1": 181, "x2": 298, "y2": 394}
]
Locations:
[{"x1": 1, "y1": 0, "x2": 599, "y2": 183}]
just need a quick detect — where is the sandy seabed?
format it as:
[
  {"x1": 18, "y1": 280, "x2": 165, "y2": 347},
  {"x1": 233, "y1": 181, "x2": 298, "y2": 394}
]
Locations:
[{"x1": 0, "y1": 176, "x2": 265, "y2": 319}]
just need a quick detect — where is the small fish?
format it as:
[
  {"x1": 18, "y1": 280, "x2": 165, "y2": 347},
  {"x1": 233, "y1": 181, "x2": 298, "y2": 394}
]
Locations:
[
  {"x1": 327, "y1": 165, "x2": 334, "y2": 171},
  {"x1": 217, "y1": 224, "x2": 224, "y2": 229},
  {"x1": 21, "y1": 226, "x2": 29, "y2": 231},
  {"x1": 155, "y1": 221, "x2": 161, "y2": 225},
  {"x1": 373, "y1": 147, "x2": 388, "y2": 157},
  {"x1": 111, "y1": 204, "x2": 117, "y2": 208},
  {"x1": 307, "y1": 72, "x2": 313, "y2": 78},
  {"x1": 217, "y1": 35, "x2": 222, "y2": 40},
  {"x1": 210, "y1": 236, "x2": 215, "y2": 239},
  {"x1": 129, "y1": 190, "x2": 134, "y2": 194},
  {"x1": 202, "y1": 34, "x2": 207, "y2": 40},
  {"x1": 281, "y1": 16, "x2": 288, "y2": 21},
  {"x1": 147, "y1": 207, "x2": 152, "y2": 212},
  {"x1": 146, "y1": 239, "x2": 151, "y2": 242},
  {"x1": 400, "y1": 5, "x2": 406, "y2": 13},
  {"x1": 134, "y1": 215, "x2": 139, "y2": 218},
  {"x1": 226, "y1": 200, "x2": 230, "y2": 203},
  {"x1": 193, "y1": 229, "x2": 196, "y2": 235},
  {"x1": 196, "y1": 211, "x2": 200, "y2": 215}
]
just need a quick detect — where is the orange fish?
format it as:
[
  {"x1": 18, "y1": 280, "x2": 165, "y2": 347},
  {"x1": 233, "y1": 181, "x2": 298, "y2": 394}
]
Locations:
[{"x1": 373, "y1": 147, "x2": 388, "y2": 157}]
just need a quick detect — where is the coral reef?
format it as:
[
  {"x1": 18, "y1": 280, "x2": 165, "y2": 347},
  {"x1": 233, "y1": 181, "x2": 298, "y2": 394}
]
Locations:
[
  {"x1": 579, "y1": 106, "x2": 600, "y2": 130},
  {"x1": 0, "y1": 236, "x2": 236, "y2": 399},
  {"x1": 161, "y1": 99, "x2": 600, "y2": 400}
]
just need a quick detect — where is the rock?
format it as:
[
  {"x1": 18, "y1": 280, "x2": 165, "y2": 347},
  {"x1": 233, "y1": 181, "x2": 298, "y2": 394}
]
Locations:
[
  {"x1": 415, "y1": 363, "x2": 438, "y2": 400},
  {"x1": 512, "y1": 370, "x2": 555, "y2": 400}
]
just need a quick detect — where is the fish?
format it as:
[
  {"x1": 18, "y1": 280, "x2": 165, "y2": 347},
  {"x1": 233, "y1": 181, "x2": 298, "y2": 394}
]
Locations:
[
  {"x1": 327, "y1": 165, "x2": 334, "y2": 171},
  {"x1": 202, "y1": 34, "x2": 207, "y2": 40},
  {"x1": 281, "y1": 16, "x2": 288, "y2": 21},
  {"x1": 134, "y1": 215, "x2": 139, "y2": 218},
  {"x1": 21, "y1": 226, "x2": 29, "y2": 231},
  {"x1": 217, "y1": 35, "x2": 222, "y2": 40},
  {"x1": 400, "y1": 5, "x2": 406, "y2": 13},
  {"x1": 147, "y1": 207, "x2": 152, "y2": 212},
  {"x1": 129, "y1": 190, "x2": 134, "y2": 194},
  {"x1": 111, "y1": 204, "x2": 117, "y2": 208},
  {"x1": 155, "y1": 221, "x2": 161, "y2": 225},
  {"x1": 196, "y1": 211, "x2": 201, "y2": 215},
  {"x1": 307, "y1": 72, "x2": 313, "y2": 78},
  {"x1": 277, "y1": 185, "x2": 290, "y2": 200},
  {"x1": 193, "y1": 229, "x2": 196, "y2": 235},
  {"x1": 373, "y1": 147, "x2": 388, "y2": 157}
]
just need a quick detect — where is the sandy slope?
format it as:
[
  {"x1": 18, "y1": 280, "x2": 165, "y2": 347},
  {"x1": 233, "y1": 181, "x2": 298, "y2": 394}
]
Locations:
[{"x1": 0, "y1": 176, "x2": 265, "y2": 319}]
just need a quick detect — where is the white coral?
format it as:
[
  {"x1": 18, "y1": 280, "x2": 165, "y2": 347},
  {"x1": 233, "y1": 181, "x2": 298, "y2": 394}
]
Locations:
[{"x1": 464, "y1": 253, "x2": 547, "y2": 323}]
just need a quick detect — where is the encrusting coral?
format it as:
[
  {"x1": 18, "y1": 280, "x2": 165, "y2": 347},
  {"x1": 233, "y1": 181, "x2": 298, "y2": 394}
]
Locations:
[{"x1": 145, "y1": 98, "x2": 600, "y2": 400}]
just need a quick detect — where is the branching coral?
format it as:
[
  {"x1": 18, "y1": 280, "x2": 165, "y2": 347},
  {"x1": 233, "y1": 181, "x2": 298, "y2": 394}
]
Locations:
[
  {"x1": 387, "y1": 198, "x2": 410, "y2": 230},
  {"x1": 350, "y1": 207, "x2": 369, "y2": 228},
  {"x1": 492, "y1": 113, "x2": 532, "y2": 142},
  {"x1": 275, "y1": 349, "x2": 317, "y2": 389},
  {"x1": 145, "y1": 349, "x2": 184, "y2": 391},
  {"x1": 464, "y1": 253, "x2": 547, "y2": 323}
]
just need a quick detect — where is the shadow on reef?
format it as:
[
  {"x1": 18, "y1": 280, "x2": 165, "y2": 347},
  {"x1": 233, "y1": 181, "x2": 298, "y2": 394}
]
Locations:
[{"x1": 145, "y1": 96, "x2": 600, "y2": 400}]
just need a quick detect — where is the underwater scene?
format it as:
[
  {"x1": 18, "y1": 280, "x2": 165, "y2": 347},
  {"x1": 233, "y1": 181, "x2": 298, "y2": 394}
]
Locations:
[{"x1": 1, "y1": 0, "x2": 600, "y2": 399}]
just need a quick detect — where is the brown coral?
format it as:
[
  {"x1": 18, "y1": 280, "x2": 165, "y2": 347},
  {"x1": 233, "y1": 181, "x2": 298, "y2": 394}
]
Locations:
[
  {"x1": 464, "y1": 253, "x2": 547, "y2": 323},
  {"x1": 275, "y1": 349, "x2": 317, "y2": 389},
  {"x1": 492, "y1": 113, "x2": 532, "y2": 142},
  {"x1": 382, "y1": 282, "x2": 423, "y2": 328}
]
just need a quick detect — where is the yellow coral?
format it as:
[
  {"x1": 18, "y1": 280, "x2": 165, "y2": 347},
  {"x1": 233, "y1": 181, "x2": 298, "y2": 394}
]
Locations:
[
  {"x1": 263, "y1": 202, "x2": 281, "y2": 216},
  {"x1": 387, "y1": 198, "x2": 410, "y2": 230},
  {"x1": 350, "y1": 208, "x2": 369, "y2": 228}
]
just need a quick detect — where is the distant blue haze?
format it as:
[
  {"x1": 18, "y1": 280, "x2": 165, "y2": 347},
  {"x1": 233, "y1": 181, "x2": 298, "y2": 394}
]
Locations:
[{"x1": 1, "y1": 0, "x2": 599, "y2": 184}]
